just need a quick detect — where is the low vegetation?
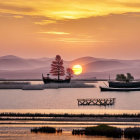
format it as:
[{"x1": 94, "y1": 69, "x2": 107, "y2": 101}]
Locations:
[
  {"x1": 30, "y1": 125, "x2": 140, "y2": 138},
  {"x1": 72, "y1": 125, "x2": 122, "y2": 138},
  {"x1": 31, "y1": 127, "x2": 56, "y2": 133},
  {"x1": 116, "y1": 73, "x2": 134, "y2": 82},
  {"x1": 73, "y1": 125, "x2": 140, "y2": 138},
  {"x1": 0, "y1": 112, "x2": 140, "y2": 118},
  {"x1": 124, "y1": 127, "x2": 140, "y2": 139},
  {"x1": 85, "y1": 124, "x2": 122, "y2": 138},
  {"x1": 31, "y1": 127, "x2": 62, "y2": 134}
]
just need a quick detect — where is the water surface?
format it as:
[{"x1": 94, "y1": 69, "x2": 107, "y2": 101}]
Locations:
[{"x1": 0, "y1": 81, "x2": 140, "y2": 114}]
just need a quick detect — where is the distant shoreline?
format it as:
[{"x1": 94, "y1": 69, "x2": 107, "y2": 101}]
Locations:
[
  {"x1": 0, "y1": 113, "x2": 140, "y2": 123},
  {"x1": 1, "y1": 112, "x2": 140, "y2": 118},
  {"x1": 0, "y1": 79, "x2": 107, "y2": 81},
  {"x1": 0, "y1": 80, "x2": 95, "y2": 89}
]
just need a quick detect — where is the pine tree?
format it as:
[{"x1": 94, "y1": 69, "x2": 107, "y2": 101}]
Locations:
[{"x1": 50, "y1": 55, "x2": 65, "y2": 80}]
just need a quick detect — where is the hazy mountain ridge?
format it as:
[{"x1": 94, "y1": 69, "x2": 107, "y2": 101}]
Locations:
[
  {"x1": 0, "y1": 55, "x2": 140, "y2": 79},
  {"x1": 0, "y1": 55, "x2": 53, "y2": 70},
  {"x1": 83, "y1": 60, "x2": 130, "y2": 73}
]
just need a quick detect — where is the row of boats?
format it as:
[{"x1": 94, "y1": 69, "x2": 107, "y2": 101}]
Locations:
[{"x1": 100, "y1": 81, "x2": 140, "y2": 91}]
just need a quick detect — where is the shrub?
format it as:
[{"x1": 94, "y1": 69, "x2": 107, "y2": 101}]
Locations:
[
  {"x1": 85, "y1": 124, "x2": 122, "y2": 138},
  {"x1": 31, "y1": 127, "x2": 56, "y2": 133}
]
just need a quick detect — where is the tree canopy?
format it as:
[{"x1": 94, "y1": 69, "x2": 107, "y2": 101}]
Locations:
[
  {"x1": 116, "y1": 73, "x2": 134, "y2": 82},
  {"x1": 50, "y1": 55, "x2": 65, "y2": 80}
]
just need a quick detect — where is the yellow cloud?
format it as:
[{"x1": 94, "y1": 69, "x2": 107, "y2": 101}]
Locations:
[
  {"x1": 13, "y1": 15, "x2": 23, "y2": 18},
  {"x1": 0, "y1": 0, "x2": 140, "y2": 20},
  {"x1": 58, "y1": 37, "x2": 95, "y2": 43},
  {"x1": 39, "y1": 31, "x2": 70, "y2": 35},
  {"x1": 34, "y1": 20, "x2": 56, "y2": 25}
]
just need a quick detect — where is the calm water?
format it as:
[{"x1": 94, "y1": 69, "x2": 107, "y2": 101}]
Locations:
[
  {"x1": 0, "y1": 122, "x2": 133, "y2": 140},
  {"x1": 0, "y1": 127, "x2": 129, "y2": 140},
  {"x1": 0, "y1": 122, "x2": 134, "y2": 140},
  {"x1": 0, "y1": 81, "x2": 139, "y2": 139},
  {"x1": 0, "y1": 81, "x2": 140, "y2": 113}
]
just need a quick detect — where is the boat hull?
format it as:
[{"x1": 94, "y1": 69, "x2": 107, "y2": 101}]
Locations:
[
  {"x1": 100, "y1": 86, "x2": 140, "y2": 92},
  {"x1": 109, "y1": 81, "x2": 140, "y2": 88},
  {"x1": 42, "y1": 75, "x2": 70, "y2": 84}
]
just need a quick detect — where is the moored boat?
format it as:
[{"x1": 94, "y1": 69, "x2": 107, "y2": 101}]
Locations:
[
  {"x1": 109, "y1": 81, "x2": 140, "y2": 88},
  {"x1": 100, "y1": 73, "x2": 140, "y2": 92},
  {"x1": 100, "y1": 86, "x2": 140, "y2": 92},
  {"x1": 42, "y1": 74, "x2": 70, "y2": 84}
]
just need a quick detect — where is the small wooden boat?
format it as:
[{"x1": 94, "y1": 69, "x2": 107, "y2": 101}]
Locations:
[
  {"x1": 42, "y1": 74, "x2": 70, "y2": 84},
  {"x1": 100, "y1": 86, "x2": 140, "y2": 92}
]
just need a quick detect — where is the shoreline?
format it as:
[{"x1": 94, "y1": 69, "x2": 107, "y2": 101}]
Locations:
[
  {"x1": 0, "y1": 81, "x2": 95, "y2": 90},
  {"x1": 0, "y1": 117, "x2": 140, "y2": 123},
  {"x1": 0, "y1": 109, "x2": 140, "y2": 114},
  {"x1": 0, "y1": 112, "x2": 140, "y2": 122}
]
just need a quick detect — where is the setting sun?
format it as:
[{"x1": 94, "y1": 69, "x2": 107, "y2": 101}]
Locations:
[{"x1": 72, "y1": 65, "x2": 82, "y2": 75}]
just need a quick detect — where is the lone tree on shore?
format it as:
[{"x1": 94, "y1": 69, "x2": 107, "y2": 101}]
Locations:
[
  {"x1": 50, "y1": 55, "x2": 65, "y2": 80},
  {"x1": 66, "y1": 68, "x2": 73, "y2": 79}
]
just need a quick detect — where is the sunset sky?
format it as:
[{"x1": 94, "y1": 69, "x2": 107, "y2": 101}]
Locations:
[{"x1": 0, "y1": 0, "x2": 140, "y2": 59}]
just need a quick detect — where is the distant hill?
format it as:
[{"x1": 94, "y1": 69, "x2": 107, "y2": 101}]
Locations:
[
  {"x1": 69, "y1": 56, "x2": 103, "y2": 66},
  {"x1": 0, "y1": 55, "x2": 140, "y2": 79},
  {"x1": 0, "y1": 55, "x2": 52, "y2": 70},
  {"x1": 83, "y1": 60, "x2": 130, "y2": 73}
]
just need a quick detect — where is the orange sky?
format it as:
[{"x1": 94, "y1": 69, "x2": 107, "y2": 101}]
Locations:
[{"x1": 0, "y1": 0, "x2": 140, "y2": 59}]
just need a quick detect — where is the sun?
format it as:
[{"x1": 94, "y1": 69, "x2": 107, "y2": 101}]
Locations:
[{"x1": 72, "y1": 65, "x2": 82, "y2": 75}]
